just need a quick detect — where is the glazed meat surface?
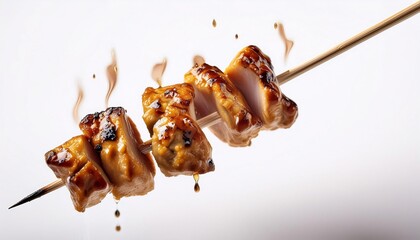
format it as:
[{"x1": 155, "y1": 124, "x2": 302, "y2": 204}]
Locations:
[
  {"x1": 79, "y1": 107, "x2": 155, "y2": 200},
  {"x1": 225, "y1": 45, "x2": 298, "y2": 130},
  {"x1": 142, "y1": 83, "x2": 196, "y2": 135},
  {"x1": 185, "y1": 63, "x2": 262, "y2": 147},
  {"x1": 152, "y1": 114, "x2": 214, "y2": 177},
  {"x1": 45, "y1": 135, "x2": 111, "y2": 212}
]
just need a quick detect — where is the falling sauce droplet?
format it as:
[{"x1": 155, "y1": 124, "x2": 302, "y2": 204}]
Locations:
[
  {"x1": 114, "y1": 200, "x2": 121, "y2": 232},
  {"x1": 193, "y1": 55, "x2": 205, "y2": 66},
  {"x1": 193, "y1": 173, "x2": 200, "y2": 193},
  {"x1": 235, "y1": 34, "x2": 239, "y2": 39},
  {"x1": 105, "y1": 49, "x2": 118, "y2": 108},
  {"x1": 212, "y1": 19, "x2": 217, "y2": 28},
  {"x1": 92, "y1": 73, "x2": 96, "y2": 79},
  {"x1": 194, "y1": 183, "x2": 200, "y2": 193},
  {"x1": 276, "y1": 22, "x2": 294, "y2": 61},
  {"x1": 151, "y1": 58, "x2": 167, "y2": 87},
  {"x1": 274, "y1": 22, "x2": 278, "y2": 29},
  {"x1": 73, "y1": 83, "x2": 84, "y2": 124},
  {"x1": 116, "y1": 225, "x2": 121, "y2": 232}
]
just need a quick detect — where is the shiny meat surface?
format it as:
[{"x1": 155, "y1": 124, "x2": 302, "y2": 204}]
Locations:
[
  {"x1": 185, "y1": 63, "x2": 262, "y2": 147},
  {"x1": 45, "y1": 135, "x2": 111, "y2": 212},
  {"x1": 152, "y1": 114, "x2": 214, "y2": 177},
  {"x1": 142, "y1": 83, "x2": 196, "y2": 135},
  {"x1": 225, "y1": 45, "x2": 298, "y2": 130},
  {"x1": 79, "y1": 107, "x2": 155, "y2": 200}
]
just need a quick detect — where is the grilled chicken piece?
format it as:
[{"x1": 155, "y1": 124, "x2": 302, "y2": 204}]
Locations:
[
  {"x1": 225, "y1": 45, "x2": 298, "y2": 130},
  {"x1": 185, "y1": 63, "x2": 262, "y2": 147},
  {"x1": 142, "y1": 83, "x2": 196, "y2": 135},
  {"x1": 152, "y1": 114, "x2": 214, "y2": 177},
  {"x1": 45, "y1": 135, "x2": 111, "y2": 212},
  {"x1": 79, "y1": 107, "x2": 155, "y2": 200}
]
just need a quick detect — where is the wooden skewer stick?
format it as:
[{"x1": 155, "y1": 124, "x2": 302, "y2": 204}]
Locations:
[
  {"x1": 9, "y1": 2, "x2": 419, "y2": 210},
  {"x1": 276, "y1": 0, "x2": 420, "y2": 85},
  {"x1": 8, "y1": 112, "x2": 222, "y2": 209}
]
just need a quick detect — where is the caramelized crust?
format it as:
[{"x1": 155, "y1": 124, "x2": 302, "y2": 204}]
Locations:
[
  {"x1": 45, "y1": 135, "x2": 111, "y2": 212},
  {"x1": 152, "y1": 114, "x2": 214, "y2": 177},
  {"x1": 225, "y1": 45, "x2": 298, "y2": 130},
  {"x1": 142, "y1": 83, "x2": 196, "y2": 135},
  {"x1": 79, "y1": 107, "x2": 155, "y2": 200},
  {"x1": 185, "y1": 63, "x2": 262, "y2": 147}
]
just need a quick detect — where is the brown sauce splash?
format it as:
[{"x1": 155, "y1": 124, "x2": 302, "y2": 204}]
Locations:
[
  {"x1": 193, "y1": 55, "x2": 205, "y2": 66},
  {"x1": 151, "y1": 58, "x2": 167, "y2": 87},
  {"x1": 105, "y1": 49, "x2": 118, "y2": 108},
  {"x1": 275, "y1": 22, "x2": 294, "y2": 61},
  {"x1": 72, "y1": 83, "x2": 84, "y2": 124},
  {"x1": 212, "y1": 19, "x2": 217, "y2": 28},
  {"x1": 235, "y1": 34, "x2": 239, "y2": 39}
]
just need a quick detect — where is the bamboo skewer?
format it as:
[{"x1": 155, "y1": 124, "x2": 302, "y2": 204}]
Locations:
[
  {"x1": 276, "y1": 0, "x2": 420, "y2": 85},
  {"x1": 9, "y1": 1, "x2": 419, "y2": 210}
]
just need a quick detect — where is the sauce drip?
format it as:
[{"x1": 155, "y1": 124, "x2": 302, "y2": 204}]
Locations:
[
  {"x1": 105, "y1": 49, "x2": 118, "y2": 108},
  {"x1": 92, "y1": 73, "x2": 96, "y2": 79},
  {"x1": 193, "y1": 55, "x2": 205, "y2": 66},
  {"x1": 114, "y1": 200, "x2": 121, "y2": 232},
  {"x1": 193, "y1": 173, "x2": 200, "y2": 193},
  {"x1": 235, "y1": 34, "x2": 239, "y2": 39},
  {"x1": 151, "y1": 58, "x2": 167, "y2": 87},
  {"x1": 212, "y1": 19, "x2": 217, "y2": 28},
  {"x1": 72, "y1": 83, "x2": 84, "y2": 124},
  {"x1": 275, "y1": 22, "x2": 294, "y2": 61}
]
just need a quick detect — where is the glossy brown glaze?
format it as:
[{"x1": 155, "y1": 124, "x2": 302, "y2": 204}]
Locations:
[
  {"x1": 142, "y1": 83, "x2": 196, "y2": 135},
  {"x1": 185, "y1": 63, "x2": 262, "y2": 147},
  {"x1": 152, "y1": 114, "x2": 214, "y2": 177},
  {"x1": 225, "y1": 45, "x2": 298, "y2": 130},
  {"x1": 80, "y1": 107, "x2": 155, "y2": 200},
  {"x1": 45, "y1": 135, "x2": 111, "y2": 212}
]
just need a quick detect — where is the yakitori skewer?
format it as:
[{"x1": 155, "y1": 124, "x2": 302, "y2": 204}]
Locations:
[{"x1": 9, "y1": 1, "x2": 419, "y2": 210}]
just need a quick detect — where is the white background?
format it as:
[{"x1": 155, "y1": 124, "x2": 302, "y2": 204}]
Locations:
[{"x1": 0, "y1": 0, "x2": 419, "y2": 239}]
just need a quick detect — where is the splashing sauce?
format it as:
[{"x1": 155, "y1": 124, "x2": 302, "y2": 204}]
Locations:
[
  {"x1": 72, "y1": 83, "x2": 84, "y2": 124},
  {"x1": 274, "y1": 22, "x2": 294, "y2": 61},
  {"x1": 151, "y1": 58, "x2": 167, "y2": 87},
  {"x1": 105, "y1": 50, "x2": 118, "y2": 108},
  {"x1": 193, "y1": 55, "x2": 205, "y2": 66}
]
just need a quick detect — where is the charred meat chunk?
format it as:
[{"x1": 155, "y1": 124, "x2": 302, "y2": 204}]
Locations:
[
  {"x1": 225, "y1": 45, "x2": 298, "y2": 130},
  {"x1": 45, "y1": 135, "x2": 111, "y2": 212},
  {"x1": 185, "y1": 63, "x2": 262, "y2": 147},
  {"x1": 79, "y1": 107, "x2": 156, "y2": 200}
]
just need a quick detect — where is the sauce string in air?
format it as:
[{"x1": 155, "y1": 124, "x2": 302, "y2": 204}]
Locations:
[
  {"x1": 274, "y1": 22, "x2": 294, "y2": 61},
  {"x1": 151, "y1": 58, "x2": 167, "y2": 87},
  {"x1": 72, "y1": 83, "x2": 84, "y2": 124},
  {"x1": 193, "y1": 55, "x2": 205, "y2": 66},
  {"x1": 105, "y1": 49, "x2": 118, "y2": 108}
]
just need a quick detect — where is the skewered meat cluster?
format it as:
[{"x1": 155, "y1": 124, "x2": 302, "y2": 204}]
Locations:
[{"x1": 36, "y1": 45, "x2": 297, "y2": 212}]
